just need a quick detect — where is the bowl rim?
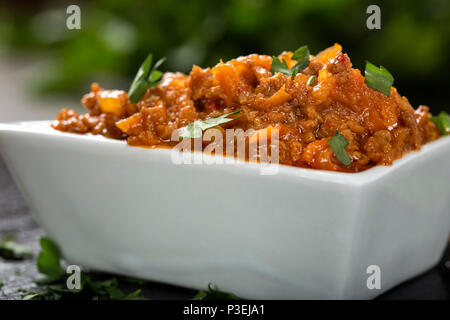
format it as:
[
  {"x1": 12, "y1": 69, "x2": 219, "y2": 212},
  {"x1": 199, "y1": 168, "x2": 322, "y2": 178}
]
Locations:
[{"x1": 1, "y1": 120, "x2": 449, "y2": 185}]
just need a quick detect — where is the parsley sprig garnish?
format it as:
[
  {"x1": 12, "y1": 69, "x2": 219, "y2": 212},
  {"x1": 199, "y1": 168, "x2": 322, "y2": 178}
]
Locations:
[
  {"x1": 270, "y1": 57, "x2": 291, "y2": 76},
  {"x1": 364, "y1": 61, "x2": 394, "y2": 97},
  {"x1": 128, "y1": 53, "x2": 166, "y2": 103},
  {"x1": 271, "y1": 45, "x2": 310, "y2": 77},
  {"x1": 179, "y1": 110, "x2": 241, "y2": 139},
  {"x1": 328, "y1": 130, "x2": 351, "y2": 166},
  {"x1": 291, "y1": 46, "x2": 310, "y2": 73},
  {"x1": 430, "y1": 111, "x2": 450, "y2": 135}
]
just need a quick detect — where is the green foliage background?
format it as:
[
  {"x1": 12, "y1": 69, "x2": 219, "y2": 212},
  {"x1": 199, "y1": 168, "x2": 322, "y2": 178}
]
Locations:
[{"x1": 0, "y1": 0, "x2": 449, "y2": 111}]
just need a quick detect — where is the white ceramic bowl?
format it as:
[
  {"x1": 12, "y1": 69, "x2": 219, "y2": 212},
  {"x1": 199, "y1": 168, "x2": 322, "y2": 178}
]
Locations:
[{"x1": 1, "y1": 121, "x2": 449, "y2": 299}]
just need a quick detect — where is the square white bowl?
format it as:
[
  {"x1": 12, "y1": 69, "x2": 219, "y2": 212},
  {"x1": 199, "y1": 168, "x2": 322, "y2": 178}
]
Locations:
[{"x1": 0, "y1": 121, "x2": 449, "y2": 299}]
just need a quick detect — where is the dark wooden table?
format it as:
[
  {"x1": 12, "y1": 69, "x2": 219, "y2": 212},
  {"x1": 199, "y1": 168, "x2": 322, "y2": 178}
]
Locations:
[{"x1": 1, "y1": 156, "x2": 449, "y2": 300}]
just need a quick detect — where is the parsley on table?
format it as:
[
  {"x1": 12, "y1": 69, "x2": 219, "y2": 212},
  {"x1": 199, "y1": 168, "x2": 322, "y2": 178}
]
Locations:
[
  {"x1": 0, "y1": 235, "x2": 33, "y2": 260},
  {"x1": 14, "y1": 237, "x2": 240, "y2": 300},
  {"x1": 22, "y1": 291, "x2": 62, "y2": 300},
  {"x1": 364, "y1": 61, "x2": 394, "y2": 97},
  {"x1": 128, "y1": 53, "x2": 166, "y2": 103},
  {"x1": 430, "y1": 111, "x2": 450, "y2": 135},
  {"x1": 192, "y1": 283, "x2": 241, "y2": 300},
  {"x1": 328, "y1": 130, "x2": 351, "y2": 166},
  {"x1": 37, "y1": 237, "x2": 64, "y2": 280},
  {"x1": 23, "y1": 237, "x2": 149, "y2": 300},
  {"x1": 122, "y1": 289, "x2": 149, "y2": 300},
  {"x1": 179, "y1": 110, "x2": 241, "y2": 139}
]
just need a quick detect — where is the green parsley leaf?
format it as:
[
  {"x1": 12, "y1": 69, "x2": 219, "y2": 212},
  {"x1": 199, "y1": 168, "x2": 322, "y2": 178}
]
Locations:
[
  {"x1": 122, "y1": 289, "x2": 150, "y2": 300},
  {"x1": 22, "y1": 292, "x2": 45, "y2": 300},
  {"x1": 0, "y1": 279, "x2": 3, "y2": 289},
  {"x1": 35, "y1": 275, "x2": 63, "y2": 285},
  {"x1": 152, "y1": 56, "x2": 166, "y2": 71},
  {"x1": 192, "y1": 290, "x2": 208, "y2": 300},
  {"x1": 107, "y1": 286, "x2": 126, "y2": 300},
  {"x1": 307, "y1": 75, "x2": 316, "y2": 86},
  {"x1": 83, "y1": 276, "x2": 150, "y2": 300},
  {"x1": 179, "y1": 110, "x2": 241, "y2": 139},
  {"x1": 37, "y1": 237, "x2": 64, "y2": 278},
  {"x1": 364, "y1": 61, "x2": 394, "y2": 97},
  {"x1": 149, "y1": 70, "x2": 163, "y2": 83},
  {"x1": 0, "y1": 235, "x2": 33, "y2": 260},
  {"x1": 128, "y1": 53, "x2": 153, "y2": 103},
  {"x1": 128, "y1": 54, "x2": 166, "y2": 103},
  {"x1": 47, "y1": 283, "x2": 82, "y2": 294},
  {"x1": 22, "y1": 290, "x2": 62, "y2": 300},
  {"x1": 430, "y1": 111, "x2": 450, "y2": 135},
  {"x1": 192, "y1": 283, "x2": 240, "y2": 300},
  {"x1": 271, "y1": 45, "x2": 310, "y2": 77},
  {"x1": 291, "y1": 45, "x2": 310, "y2": 73},
  {"x1": 85, "y1": 276, "x2": 142, "y2": 299},
  {"x1": 84, "y1": 277, "x2": 119, "y2": 296},
  {"x1": 328, "y1": 130, "x2": 351, "y2": 166},
  {"x1": 270, "y1": 56, "x2": 292, "y2": 76}
]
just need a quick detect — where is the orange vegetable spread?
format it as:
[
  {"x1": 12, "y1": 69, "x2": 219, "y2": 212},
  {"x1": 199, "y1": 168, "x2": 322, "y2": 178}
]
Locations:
[{"x1": 52, "y1": 44, "x2": 441, "y2": 172}]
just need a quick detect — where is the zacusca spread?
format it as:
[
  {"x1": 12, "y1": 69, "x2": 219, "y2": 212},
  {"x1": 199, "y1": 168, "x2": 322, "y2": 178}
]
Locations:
[{"x1": 52, "y1": 44, "x2": 442, "y2": 172}]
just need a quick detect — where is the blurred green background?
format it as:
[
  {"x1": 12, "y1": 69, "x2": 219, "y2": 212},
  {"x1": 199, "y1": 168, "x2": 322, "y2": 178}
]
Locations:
[{"x1": 0, "y1": 0, "x2": 449, "y2": 112}]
